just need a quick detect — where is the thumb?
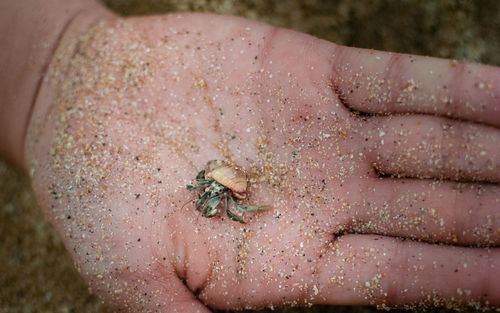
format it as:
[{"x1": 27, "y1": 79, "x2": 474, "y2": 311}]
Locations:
[{"x1": 95, "y1": 271, "x2": 211, "y2": 313}]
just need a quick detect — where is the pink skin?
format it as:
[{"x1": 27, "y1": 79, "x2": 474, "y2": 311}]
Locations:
[{"x1": 18, "y1": 9, "x2": 500, "y2": 313}]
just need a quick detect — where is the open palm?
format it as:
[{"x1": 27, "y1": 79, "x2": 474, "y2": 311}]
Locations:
[{"x1": 26, "y1": 13, "x2": 499, "y2": 312}]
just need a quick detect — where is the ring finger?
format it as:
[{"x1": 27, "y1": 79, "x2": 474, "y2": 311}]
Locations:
[{"x1": 362, "y1": 114, "x2": 500, "y2": 183}]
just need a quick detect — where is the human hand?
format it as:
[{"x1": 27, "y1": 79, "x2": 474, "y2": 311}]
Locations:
[{"x1": 18, "y1": 9, "x2": 500, "y2": 313}]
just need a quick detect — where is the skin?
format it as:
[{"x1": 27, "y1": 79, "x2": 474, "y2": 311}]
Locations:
[{"x1": 1, "y1": 1, "x2": 499, "y2": 312}]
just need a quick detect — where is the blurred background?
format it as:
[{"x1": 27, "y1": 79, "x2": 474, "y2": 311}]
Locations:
[{"x1": 1, "y1": 0, "x2": 499, "y2": 312}]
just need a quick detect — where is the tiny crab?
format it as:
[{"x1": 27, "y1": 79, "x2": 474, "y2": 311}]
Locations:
[{"x1": 187, "y1": 160, "x2": 269, "y2": 223}]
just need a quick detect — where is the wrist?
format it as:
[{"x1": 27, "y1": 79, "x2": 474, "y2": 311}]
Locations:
[{"x1": 0, "y1": 0, "x2": 112, "y2": 169}]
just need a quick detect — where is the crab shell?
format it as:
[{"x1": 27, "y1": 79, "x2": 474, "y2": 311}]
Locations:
[{"x1": 205, "y1": 160, "x2": 247, "y2": 199}]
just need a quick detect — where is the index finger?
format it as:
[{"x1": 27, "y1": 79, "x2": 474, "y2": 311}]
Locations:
[{"x1": 329, "y1": 45, "x2": 500, "y2": 127}]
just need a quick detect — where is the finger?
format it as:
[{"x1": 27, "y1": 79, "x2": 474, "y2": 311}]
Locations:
[
  {"x1": 362, "y1": 114, "x2": 500, "y2": 182},
  {"x1": 139, "y1": 279, "x2": 211, "y2": 313},
  {"x1": 92, "y1": 269, "x2": 211, "y2": 313},
  {"x1": 329, "y1": 45, "x2": 500, "y2": 127},
  {"x1": 198, "y1": 231, "x2": 500, "y2": 309},
  {"x1": 314, "y1": 235, "x2": 500, "y2": 308},
  {"x1": 349, "y1": 178, "x2": 500, "y2": 246},
  {"x1": 164, "y1": 281, "x2": 213, "y2": 313}
]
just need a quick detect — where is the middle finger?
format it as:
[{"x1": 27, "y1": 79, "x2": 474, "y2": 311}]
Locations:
[{"x1": 346, "y1": 177, "x2": 500, "y2": 246}]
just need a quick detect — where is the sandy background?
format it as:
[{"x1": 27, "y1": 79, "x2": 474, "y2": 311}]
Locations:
[{"x1": 1, "y1": 0, "x2": 499, "y2": 312}]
